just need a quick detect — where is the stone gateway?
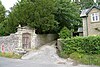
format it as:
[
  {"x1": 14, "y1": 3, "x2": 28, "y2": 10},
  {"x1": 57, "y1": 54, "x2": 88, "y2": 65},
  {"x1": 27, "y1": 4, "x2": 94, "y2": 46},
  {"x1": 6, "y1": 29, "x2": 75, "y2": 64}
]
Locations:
[{"x1": 0, "y1": 25, "x2": 57, "y2": 52}]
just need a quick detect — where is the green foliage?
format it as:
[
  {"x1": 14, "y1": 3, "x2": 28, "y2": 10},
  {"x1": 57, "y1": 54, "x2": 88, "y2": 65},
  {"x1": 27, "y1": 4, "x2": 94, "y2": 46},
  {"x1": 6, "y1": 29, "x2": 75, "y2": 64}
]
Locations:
[
  {"x1": 0, "y1": 1, "x2": 5, "y2": 23},
  {"x1": 0, "y1": 0, "x2": 35, "y2": 35},
  {"x1": 59, "y1": 27, "x2": 71, "y2": 39},
  {"x1": 79, "y1": 0, "x2": 94, "y2": 9},
  {"x1": 0, "y1": 0, "x2": 82, "y2": 35},
  {"x1": 61, "y1": 36, "x2": 100, "y2": 54},
  {"x1": 29, "y1": 0, "x2": 58, "y2": 34},
  {"x1": 70, "y1": 52, "x2": 100, "y2": 66},
  {"x1": 54, "y1": 0, "x2": 81, "y2": 31},
  {"x1": 70, "y1": 52, "x2": 84, "y2": 60},
  {"x1": 0, "y1": 18, "x2": 13, "y2": 36},
  {"x1": 8, "y1": 0, "x2": 34, "y2": 31},
  {"x1": 0, "y1": 1, "x2": 6, "y2": 36},
  {"x1": 58, "y1": 51, "x2": 100, "y2": 65},
  {"x1": 73, "y1": 0, "x2": 94, "y2": 9},
  {"x1": 58, "y1": 35, "x2": 100, "y2": 65}
]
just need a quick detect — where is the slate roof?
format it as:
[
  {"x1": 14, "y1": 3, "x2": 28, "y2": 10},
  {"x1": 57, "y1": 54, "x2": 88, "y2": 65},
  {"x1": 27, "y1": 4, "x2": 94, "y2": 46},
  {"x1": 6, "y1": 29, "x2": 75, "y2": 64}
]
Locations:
[
  {"x1": 80, "y1": 5, "x2": 100, "y2": 18},
  {"x1": 80, "y1": 8, "x2": 90, "y2": 17}
]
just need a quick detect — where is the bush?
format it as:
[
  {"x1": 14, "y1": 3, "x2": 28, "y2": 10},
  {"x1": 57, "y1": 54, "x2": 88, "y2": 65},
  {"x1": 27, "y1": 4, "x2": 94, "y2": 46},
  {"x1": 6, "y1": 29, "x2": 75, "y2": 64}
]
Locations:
[
  {"x1": 58, "y1": 36, "x2": 100, "y2": 66},
  {"x1": 61, "y1": 36, "x2": 100, "y2": 54},
  {"x1": 59, "y1": 27, "x2": 71, "y2": 39}
]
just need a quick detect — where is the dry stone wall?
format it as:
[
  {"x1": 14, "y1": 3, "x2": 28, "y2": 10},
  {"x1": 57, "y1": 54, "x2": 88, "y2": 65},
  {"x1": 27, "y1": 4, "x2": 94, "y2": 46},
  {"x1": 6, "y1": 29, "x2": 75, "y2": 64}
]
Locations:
[
  {"x1": 0, "y1": 26, "x2": 57, "y2": 52},
  {"x1": 0, "y1": 34, "x2": 19, "y2": 52},
  {"x1": 0, "y1": 33, "x2": 57, "y2": 52}
]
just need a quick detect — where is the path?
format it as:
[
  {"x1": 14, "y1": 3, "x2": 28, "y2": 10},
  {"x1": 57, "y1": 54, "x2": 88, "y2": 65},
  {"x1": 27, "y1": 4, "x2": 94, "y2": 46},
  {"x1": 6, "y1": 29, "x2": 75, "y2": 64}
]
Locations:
[{"x1": 21, "y1": 41, "x2": 99, "y2": 67}]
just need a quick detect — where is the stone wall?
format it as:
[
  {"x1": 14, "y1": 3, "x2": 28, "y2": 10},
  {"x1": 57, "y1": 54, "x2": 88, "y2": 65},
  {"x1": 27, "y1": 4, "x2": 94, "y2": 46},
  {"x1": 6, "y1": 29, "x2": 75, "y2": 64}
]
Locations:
[
  {"x1": 0, "y1": 33, "x2": 57, "y2": 52},
  {"x1": 0, "y1": 34, "x2": 19, "y2": 52},
  {"x1": 0, "y1": 26, "x2": 58, "y2": 52},
  {"x1": 34, "y1": 34, "x2": 57, "y2": 48},
  {"x1": 57, "y1": 39, "x2": 63, "y2": 51}
]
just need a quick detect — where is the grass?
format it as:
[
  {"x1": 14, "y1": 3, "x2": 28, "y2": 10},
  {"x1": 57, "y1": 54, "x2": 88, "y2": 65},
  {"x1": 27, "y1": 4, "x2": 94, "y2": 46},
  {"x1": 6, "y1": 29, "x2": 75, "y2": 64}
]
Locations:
[
  {"x1": 0, "y1": 52, "x2": 22, "y2": 59},
  {"x1": 58, "y1": 51, "x2": 100, "y2": 66},
  {"x1": 70, "y1": 52, "x2": 100, "y2": 66}
]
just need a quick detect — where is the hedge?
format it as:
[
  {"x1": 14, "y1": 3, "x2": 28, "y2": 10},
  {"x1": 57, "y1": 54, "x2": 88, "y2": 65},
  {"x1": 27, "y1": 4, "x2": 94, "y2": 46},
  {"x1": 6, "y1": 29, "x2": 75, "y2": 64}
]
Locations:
[{"x1": 60, "y1": 36, "x2": 100, "y2": 54}]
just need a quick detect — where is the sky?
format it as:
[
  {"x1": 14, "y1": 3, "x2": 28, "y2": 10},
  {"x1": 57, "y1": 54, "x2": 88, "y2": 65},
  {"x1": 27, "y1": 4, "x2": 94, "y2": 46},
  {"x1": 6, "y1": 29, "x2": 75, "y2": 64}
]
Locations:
[
  {"x1": 0, "y1": 0, "x2": 97, "y2": 10},
  {"x1": 1, "y1": 0, "x2": 19, "y2": 10}
]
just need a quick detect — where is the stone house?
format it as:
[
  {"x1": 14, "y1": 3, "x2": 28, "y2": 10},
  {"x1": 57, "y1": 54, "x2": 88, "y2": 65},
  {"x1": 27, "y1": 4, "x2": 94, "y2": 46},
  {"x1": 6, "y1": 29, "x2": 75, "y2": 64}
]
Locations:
[{"x1": 80, "y1": 5, "x2": 100, "y2": 36}]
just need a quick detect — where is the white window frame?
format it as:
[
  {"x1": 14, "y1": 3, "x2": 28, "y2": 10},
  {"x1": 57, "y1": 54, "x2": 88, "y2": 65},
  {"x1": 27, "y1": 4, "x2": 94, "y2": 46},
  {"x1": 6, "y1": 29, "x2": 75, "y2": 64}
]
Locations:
[{"x1": 91, "y1": 13, "x2": 99, "y2": 22}]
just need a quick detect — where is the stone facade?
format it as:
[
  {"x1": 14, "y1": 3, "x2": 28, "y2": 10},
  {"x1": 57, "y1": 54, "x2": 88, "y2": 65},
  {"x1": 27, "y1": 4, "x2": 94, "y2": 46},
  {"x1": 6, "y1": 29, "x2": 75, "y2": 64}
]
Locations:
[{"x1": 80, "y1": 6, "x2": 100, "y2": 36}]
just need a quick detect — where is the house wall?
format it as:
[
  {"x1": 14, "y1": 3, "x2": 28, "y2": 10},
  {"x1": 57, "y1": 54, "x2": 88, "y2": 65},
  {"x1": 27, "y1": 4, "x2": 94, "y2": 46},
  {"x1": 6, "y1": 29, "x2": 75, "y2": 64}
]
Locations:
[
  {"x1": 87, "y1": 8, "x2": 100, "y2": 36},
  {"x1": 82, "y1": 18, "x2": 88, "y2": 36}
]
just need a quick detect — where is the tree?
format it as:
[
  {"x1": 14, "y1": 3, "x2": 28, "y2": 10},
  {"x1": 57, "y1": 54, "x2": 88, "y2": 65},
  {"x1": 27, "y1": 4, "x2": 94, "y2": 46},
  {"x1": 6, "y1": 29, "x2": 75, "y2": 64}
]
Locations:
[
  {"x1": 0, "y1": 1, "x2": 5, "y2": 23},
  {"x1": 29, "y1": 0, "x2": 58, "y2": 34},
  {"x1": 54, "y1": 0, "x2": 81, "y2": 32},
  {"x1": 0, "y1": 1, "x2": 6, "y2": 36},
  {"x1": 80, "y1": 0, "x2": 94, "y2": 9},
  {"x1": 5, "y1": 0, "x2": 34, "y2": 34},
  {"x1": 2, "y1": 0, "x2": 82, "y2": 35}
]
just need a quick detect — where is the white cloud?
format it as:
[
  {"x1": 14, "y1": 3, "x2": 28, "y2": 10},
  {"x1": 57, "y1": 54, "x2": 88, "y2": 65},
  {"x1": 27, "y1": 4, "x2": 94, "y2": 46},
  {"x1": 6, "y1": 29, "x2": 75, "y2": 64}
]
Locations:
[{"x1": 1, "y1": 0, "x2": 19, "y2": 10}]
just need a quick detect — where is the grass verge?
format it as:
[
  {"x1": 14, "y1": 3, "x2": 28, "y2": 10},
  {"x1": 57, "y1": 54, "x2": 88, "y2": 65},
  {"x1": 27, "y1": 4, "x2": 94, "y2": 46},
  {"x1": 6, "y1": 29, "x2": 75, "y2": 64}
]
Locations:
[
  {"x1": 0, "y1": 52, "x2": 22, "y2": 59},
  {"x1": 58, "y1": 51, "x2": 100, "y2": 66}
]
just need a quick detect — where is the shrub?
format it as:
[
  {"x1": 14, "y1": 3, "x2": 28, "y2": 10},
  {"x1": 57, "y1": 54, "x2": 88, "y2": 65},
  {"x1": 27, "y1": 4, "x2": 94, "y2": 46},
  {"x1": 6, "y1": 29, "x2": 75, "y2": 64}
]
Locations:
[
  {"x1": 59, "y1": 27, "x2": 71, "y2": 39},
  {"x1": 60, "y1": 36, "x2": 100, "y2": 54},
  {"x1": 59, "y1": 36, "x2": 100, "y2": 66}
]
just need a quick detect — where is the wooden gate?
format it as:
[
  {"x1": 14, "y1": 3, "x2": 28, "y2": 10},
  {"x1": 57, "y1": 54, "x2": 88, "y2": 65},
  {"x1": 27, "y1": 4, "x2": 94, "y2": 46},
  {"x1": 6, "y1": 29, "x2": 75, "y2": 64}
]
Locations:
[{"x1": 22, "y1": 33, "x2": 31, "y2": 49}]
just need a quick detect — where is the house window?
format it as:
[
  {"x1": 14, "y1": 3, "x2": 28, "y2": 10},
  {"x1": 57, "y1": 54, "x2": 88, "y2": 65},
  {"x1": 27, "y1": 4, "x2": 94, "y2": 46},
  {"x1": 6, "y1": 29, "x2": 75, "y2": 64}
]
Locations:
[{"x1": 91, "y1": 13, "x2": 99, "y2": 22}]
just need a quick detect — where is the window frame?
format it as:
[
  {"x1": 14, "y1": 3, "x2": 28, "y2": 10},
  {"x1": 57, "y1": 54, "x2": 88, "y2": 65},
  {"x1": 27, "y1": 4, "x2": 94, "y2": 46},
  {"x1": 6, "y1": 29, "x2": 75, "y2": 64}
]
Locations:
[{"x1": 91, "y1": 12, "x2": 99, "y2": 22}]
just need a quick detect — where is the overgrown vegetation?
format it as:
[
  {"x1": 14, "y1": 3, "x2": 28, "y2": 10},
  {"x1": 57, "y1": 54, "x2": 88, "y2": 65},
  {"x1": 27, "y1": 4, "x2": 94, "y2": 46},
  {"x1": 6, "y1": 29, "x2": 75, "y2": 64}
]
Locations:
[
  {"x1": 0, "y1": 52, "x2": 22, "y2": 59},
  {"x1": 58, "y1": 36, "x2": 100, "y2": 66}
]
